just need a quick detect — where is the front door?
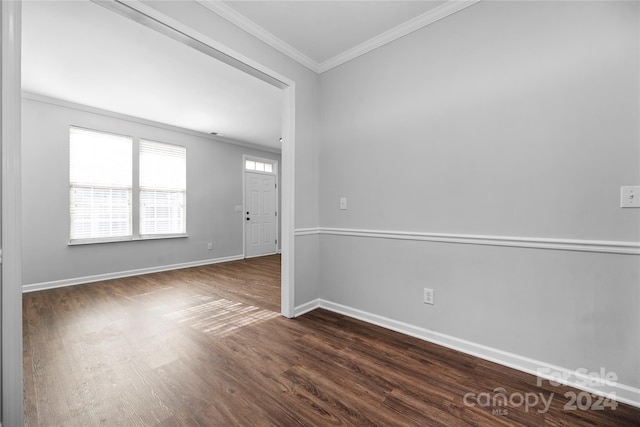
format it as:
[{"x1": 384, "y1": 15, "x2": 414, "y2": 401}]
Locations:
[{"x1": 245, "y1": 172, "x2": 277, "y2": 258}]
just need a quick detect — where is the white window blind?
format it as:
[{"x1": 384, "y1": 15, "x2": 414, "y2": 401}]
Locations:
[
  {"x1": 139, "y1": 140, "x2": 186, "y2": 236},
  {"x1": 69, "y1": 127, "x2": 132, "y2": 241}
]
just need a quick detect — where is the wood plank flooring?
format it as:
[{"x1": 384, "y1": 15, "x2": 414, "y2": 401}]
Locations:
[{"x1": 23, "y1": 255, "x2": 640, "y2": 426}]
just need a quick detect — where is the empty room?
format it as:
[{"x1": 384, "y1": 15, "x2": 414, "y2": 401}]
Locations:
[{"x1": 1, "y1": 0, "x2": 639, "y2": 425}]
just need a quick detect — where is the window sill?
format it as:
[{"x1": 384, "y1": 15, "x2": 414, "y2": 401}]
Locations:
[
  {"x1": 138, "y1": 234, "x2": 189, "y2": 241},
  {"x1": 69, "y1": 234, "x2": 188, "y2": 246}
]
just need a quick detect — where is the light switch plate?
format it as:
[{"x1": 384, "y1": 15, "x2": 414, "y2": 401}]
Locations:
[
  {"x1": 339, "y1": 197, "x2": 348, "y2": 210},
  {"x1": 620, "y1": 186, "x2": 640, "y2": 208}
]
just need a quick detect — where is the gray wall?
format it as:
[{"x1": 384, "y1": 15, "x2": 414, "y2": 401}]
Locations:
[
  {"x1": 318, "y1": 1, "x2": 639, "y2": 388},
  {"x1": 22, "y1": 97, "x2": 280, "y2": 286}
]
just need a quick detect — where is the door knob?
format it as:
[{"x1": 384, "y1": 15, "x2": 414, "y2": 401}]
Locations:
[{"x1": 246, "y1": 217, "x2": 250, "y2": 221}]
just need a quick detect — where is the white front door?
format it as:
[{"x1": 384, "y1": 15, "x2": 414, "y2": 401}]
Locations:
[{"x1": 245, "y1": 172, "x2": 277, "y2": 258}]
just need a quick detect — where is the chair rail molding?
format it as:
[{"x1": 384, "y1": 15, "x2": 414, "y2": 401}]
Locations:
[{"x1": 294, "y1": 227, "x2": 640, "y2": 255}]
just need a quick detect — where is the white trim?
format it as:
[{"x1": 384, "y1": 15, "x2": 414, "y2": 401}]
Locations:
[
  {"x1": 2, "y1": 1, "x2": 24, "y2": 424},
  {"x1": 295, "y1": 299, "x2": 640, "y2": 409},
  {"x1": 280, "y1": 85, "x2": 296, "y2": 318},
  {"x1": 68, "y1": 234, "x2": 189, "y2": 246},
  {"x1": 197, "y1": 0, "x2": 320, "y2": 73},
  {"x1": 244, "y1": 253, "x2": 278, "y2": 260},
  {"x1": 294, "y1": 298, "x2": 320, "y2": 317},
  {"x1": 22, "y1": 254, "x2": 244, "y2": 294},
  {"x1": 243, "y1": 154, "x2": 278, "y2": 175},
  {"x1": 318, "y1": 0, "x2": 482, "y2": 73},
  {"x1": 23, "y1": 92, "x2": 282, "y2": 154},
  {"x1": 293, "y1": 227, "x2": 319, "y2": 237},
  {"x1": 294, "y1": 227, "x2": 640, "y2": 255},
  {"x1": 198, "y1": 0, "x2": 481, "y2": 74}
]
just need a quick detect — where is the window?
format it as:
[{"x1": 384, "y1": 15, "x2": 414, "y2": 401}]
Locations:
[
  {"x1": 69, "y1": 127, "x2": 133, "y2": 242},
  {"x1": 139, "y1": 140, "x2": 186, "y2": 236},
  {"x1": 245, "y1": 159, "x2": 273, "y2": 173},
  {"x1": 69, "y1": 128, "x2": 187, "y2": 243}
]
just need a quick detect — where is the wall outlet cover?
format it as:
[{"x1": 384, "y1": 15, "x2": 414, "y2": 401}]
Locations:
[
  {"x1": 621, "y1": 186, "x2": 640, "y2": 208},
  {"x1": 424, "y1": 288, "x2": 434, "y2": 305}
]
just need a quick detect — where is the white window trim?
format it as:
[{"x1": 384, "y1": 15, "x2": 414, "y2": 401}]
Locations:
[
  {"x1": 69, "y1": 234, "x2": 188, "y2": 246},
  {"x1": 244, "y1": 155, "x2": 278, "y2": 175}
]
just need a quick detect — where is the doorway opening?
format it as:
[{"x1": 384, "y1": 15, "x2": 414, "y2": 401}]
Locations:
[
  {"x1": 2, "y1": 1, "x2": 297, "y2": 424},
  {"x1": 97, "y1": 0, "x2": 297, "y2": 319}
]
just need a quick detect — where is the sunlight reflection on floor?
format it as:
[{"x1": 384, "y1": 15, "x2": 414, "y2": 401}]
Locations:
[{"x1": 164, "y1": 297, "x2": 279, "y2": 337}]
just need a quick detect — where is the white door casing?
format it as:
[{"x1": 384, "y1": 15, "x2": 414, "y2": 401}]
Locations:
[{"x1": 245, "y1": 172, "x2": 277, "y2": 258}]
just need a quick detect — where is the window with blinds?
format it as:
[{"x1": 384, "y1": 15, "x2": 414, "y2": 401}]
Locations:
[
  {"x1": 139, "y1": 140, "x2": 186, "y2": 236},
  {"x1": 69, "y1": 127, "x2": 132, "y2": 242}
]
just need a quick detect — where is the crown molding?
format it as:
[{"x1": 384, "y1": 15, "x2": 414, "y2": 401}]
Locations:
[
  {"x1": 197, "y1": 0, "x2": 481, "y2": 74},
  {"x1": 22, "y1": 92, "x2": 282, "y2": 154},
  {"x1": 318, "y1": 0, "x2": 482, "y2": 73},
  {"x1": 197, "y1": 0, "x2": 322, "y2": 73}
]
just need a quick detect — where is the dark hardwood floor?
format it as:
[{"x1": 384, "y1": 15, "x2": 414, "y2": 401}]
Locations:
[{"x1": 23, "y1": 255, "x2": 640, "y2": 426}]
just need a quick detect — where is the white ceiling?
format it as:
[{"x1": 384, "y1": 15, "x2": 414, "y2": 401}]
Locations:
[
  {"x1": 22, "y1": 1, "x2": 477, "y2": 150},
  {"x1": 22, "y1": 1, "x2": 283, "y2": 150}
]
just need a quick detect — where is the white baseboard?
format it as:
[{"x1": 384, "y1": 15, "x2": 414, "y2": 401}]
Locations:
[
  {"x1": 293, "y1": 299, "x2": 320, "y2": 317},
  {"x1": 22, "y1": 254, "x2": 244, "y2": 293},
  {"x1": 244, "y1": 251, "x2": 279, "y2": 259},
  {"x1": 295, "y1": 298, "x2": 640, "y2": 409}
]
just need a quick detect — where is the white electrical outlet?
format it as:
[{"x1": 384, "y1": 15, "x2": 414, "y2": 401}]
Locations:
[
  {"x1": 207, "y1": 243, "x2": 213, "y2": 250},
  {"x1": 423, "y1": 288, "x2": 434, "y2": 305},
  {"x1": 620, "y1": 186, "x2": 640, "y2": 208}
]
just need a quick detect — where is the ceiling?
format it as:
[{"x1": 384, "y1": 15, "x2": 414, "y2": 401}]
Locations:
[
  {"x1": 22, "y1": 1, "x2": 477, "y2": 150},
  {"x1": 22, "y1": 1, "x2": 283, "y2": 150}
]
